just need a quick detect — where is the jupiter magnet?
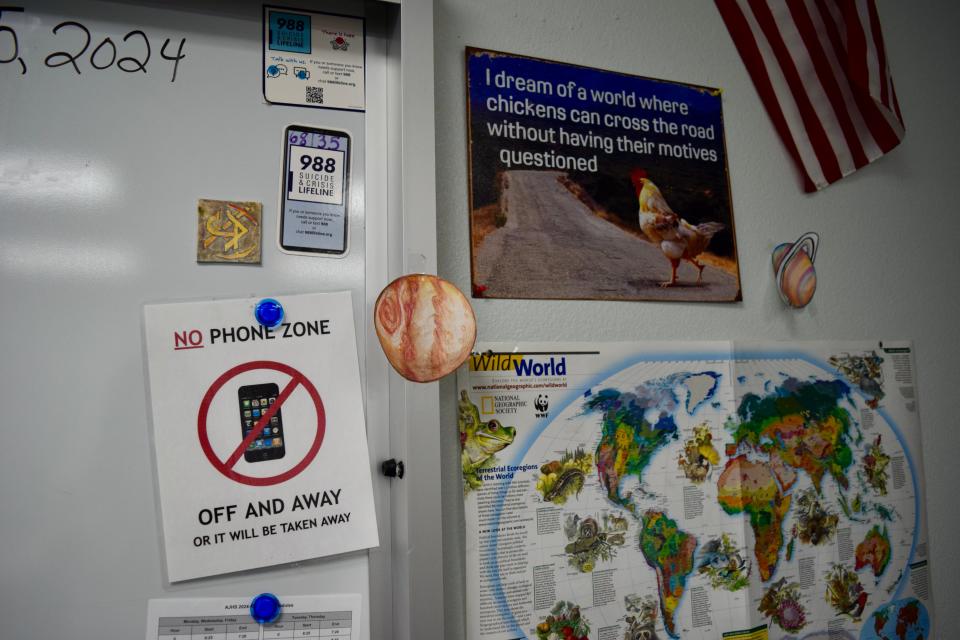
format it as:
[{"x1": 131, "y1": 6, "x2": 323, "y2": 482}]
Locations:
[{"x1": 374, "y1": 274, "x2": 477, "y2": 382}]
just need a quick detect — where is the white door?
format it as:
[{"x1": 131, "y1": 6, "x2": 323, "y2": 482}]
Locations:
[{"x1": 0, "y1": 1, "x2": 406, "y2": 637}]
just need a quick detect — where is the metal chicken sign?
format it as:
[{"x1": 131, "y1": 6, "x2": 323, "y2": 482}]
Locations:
[{"x1": 465, "y1": 47, "x2": 742, "y2": 303}]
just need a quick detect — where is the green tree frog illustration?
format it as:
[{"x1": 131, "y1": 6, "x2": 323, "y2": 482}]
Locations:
[{"x1": 459, "y1": 390, "x2": 516, "y2": 494}]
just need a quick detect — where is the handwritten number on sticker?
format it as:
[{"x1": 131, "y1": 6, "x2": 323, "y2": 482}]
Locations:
[
  {"x1": 118, "y1": 30, "x2": 150, "y2": 73},
  {"x1": 0, "y1": 6, "x2": 26, "y2": 74},
  {"x1": 160, "y1": 37, "x2": 185, "y2": 82},
  {"x1": 45, "y1": 21, "x2": 91, "y2": 74},
  {"x1": 89, "y1": 37, "x2": 117, "y2": 70}
]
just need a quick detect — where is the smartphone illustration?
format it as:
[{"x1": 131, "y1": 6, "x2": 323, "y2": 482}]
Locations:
[
  {"x1": 278, "y1": 124, "x2": 351, "y2": 256},
  {"x1": 238, "y1": 383, "x2": 286, "y2": 463}
]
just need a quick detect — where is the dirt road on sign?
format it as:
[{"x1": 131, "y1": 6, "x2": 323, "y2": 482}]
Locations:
[{"x1": 474, "y1": 170, "x2": 740, "y2": 301}]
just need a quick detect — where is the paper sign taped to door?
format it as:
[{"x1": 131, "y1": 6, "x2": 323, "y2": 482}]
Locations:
[{"x1": 143, "y1": 291, "x2": 378, "y2": 582}]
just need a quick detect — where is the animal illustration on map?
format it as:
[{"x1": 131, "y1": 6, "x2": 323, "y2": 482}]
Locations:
[
  {"x1": 563, "y1": 513, "x2": 628, "y2": 572},
  {"x1": 829, "y1": 351, "x2": 885, "y2": 408},
  {"x1": 623, "y1": 594, "x2": 659, "y2": 640},
  {"x1": 537, "y1": 447, "x2": 592, "y2": 505},
  {"x1": 458, "y1": 390, "x2": 516, "y2": 493}
]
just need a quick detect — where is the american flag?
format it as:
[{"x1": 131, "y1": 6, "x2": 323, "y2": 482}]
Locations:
[{"x1": 716, "y1": 0, "x2": 904, "y2": 192}]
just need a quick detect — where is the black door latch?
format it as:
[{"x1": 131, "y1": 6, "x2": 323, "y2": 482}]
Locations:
[{"x1": 381, "y1": 458, "x2": 404, "y2": 479}]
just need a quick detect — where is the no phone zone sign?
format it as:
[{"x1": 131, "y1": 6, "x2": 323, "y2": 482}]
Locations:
[
  {"x1": 198, "y1": 360, "x2": 325, "y2": 486},
  {"x1": 144, "y1": 292, "x2": 379, "y2": 582}
]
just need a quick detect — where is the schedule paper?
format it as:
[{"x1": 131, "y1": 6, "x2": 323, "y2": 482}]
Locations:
[{"x1": 145, "y1": 594, "x2": 360, "y2": 640}]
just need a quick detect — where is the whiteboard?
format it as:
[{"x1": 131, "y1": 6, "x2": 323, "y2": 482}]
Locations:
[{"x1": 0, "y1": 1, "x2": 398, "y2": 638}]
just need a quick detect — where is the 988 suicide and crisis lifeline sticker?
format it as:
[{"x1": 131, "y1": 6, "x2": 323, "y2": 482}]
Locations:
[
  {"x1": 279, "y1": 126, "x2": 350, "y2": 256},
  {"x1": 263, "y1": 6, "x2": 365, "y2": 110}
]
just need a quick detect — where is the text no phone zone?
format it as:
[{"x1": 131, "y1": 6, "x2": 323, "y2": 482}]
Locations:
[{"x1": 198, "y1": 361, "x2": 325, "y2": 486}]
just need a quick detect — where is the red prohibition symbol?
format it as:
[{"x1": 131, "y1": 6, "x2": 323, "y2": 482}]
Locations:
[{"x1": 198, "y1": 360, "x2": 325, "y2": 486}]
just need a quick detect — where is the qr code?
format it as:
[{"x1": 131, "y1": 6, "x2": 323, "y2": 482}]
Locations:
[{"x1": 306, "y1": 86, "x2": 324, "y2": 104}]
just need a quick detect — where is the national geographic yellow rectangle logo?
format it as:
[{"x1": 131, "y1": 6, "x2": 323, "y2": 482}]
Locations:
[
  {"x1": 481, "y1": 396, "x2": 495, "y2": 414},
  {"x1": 722, "y1": 625, "x2": 768, "y2": 640},
  {"x1": 469, "y1": 353, "x2": 523, "y2": 371}
]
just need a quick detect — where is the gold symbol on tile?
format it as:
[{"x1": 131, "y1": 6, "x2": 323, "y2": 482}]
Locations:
[{"x1": 197, "y1": 200, "x2": 262, "y2": 264}]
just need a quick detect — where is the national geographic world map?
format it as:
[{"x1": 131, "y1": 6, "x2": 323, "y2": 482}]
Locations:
[{"x1": 459, "y1": 342, "x2": 932, "y2": 640}]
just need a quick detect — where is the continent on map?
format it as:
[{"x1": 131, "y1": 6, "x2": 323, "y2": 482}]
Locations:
[
  {"x1": 855, "y1": 525, "x2": 892, "y2": 579},
  {"x1": 638, "y1": 510, "x2": 697, "y2": 639},
  {"x1": 586, "y1": 387, "x2": 679, "y2": 511},
  {"x1": 862, "y1": 598, "x2": 929, "y2": 640},
  {"x1": 733, "y1": 378, "x2": 855, "y2": 492},
  {"x1": 721, "y1": 378, "x2": 856, "y2": 581},
  {"x1": 682, "y1": 372, "x2": 721, "y2": 414},
  {"x1": 717, "y1": 455, "x2": 791, "y2": 581}
]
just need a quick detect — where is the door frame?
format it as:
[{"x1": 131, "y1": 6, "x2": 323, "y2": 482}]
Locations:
[{"x1": 366, "y1": 2, "x2": 442, "y2": 639}]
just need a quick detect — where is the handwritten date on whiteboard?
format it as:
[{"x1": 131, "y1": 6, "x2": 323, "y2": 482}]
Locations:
[{"x1": 0, "y1": 6, "x2": 186, "y2": 82}]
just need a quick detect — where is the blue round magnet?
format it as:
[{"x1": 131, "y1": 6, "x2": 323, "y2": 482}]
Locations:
[
  {"x1": 250, "y1": 592, "x2": 282, "y2": 624},
  {"x1": 254, "y1": 298, "x2": 284, "y2": 329}
]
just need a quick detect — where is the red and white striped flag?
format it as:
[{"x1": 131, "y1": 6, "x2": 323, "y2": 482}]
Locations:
[{"x1": 716, "y1": 0, "x2": 904, "y2": 192}]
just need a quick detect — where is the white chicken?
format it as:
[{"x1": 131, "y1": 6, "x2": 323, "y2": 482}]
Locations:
[{"x1": 630, "y1": 168, "x2": 725, "y2": 287}]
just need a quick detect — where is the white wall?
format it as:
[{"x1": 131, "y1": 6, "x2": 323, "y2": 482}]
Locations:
[{"x1": 434, "y1": 0, "x2": 960, "y2": 637}]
